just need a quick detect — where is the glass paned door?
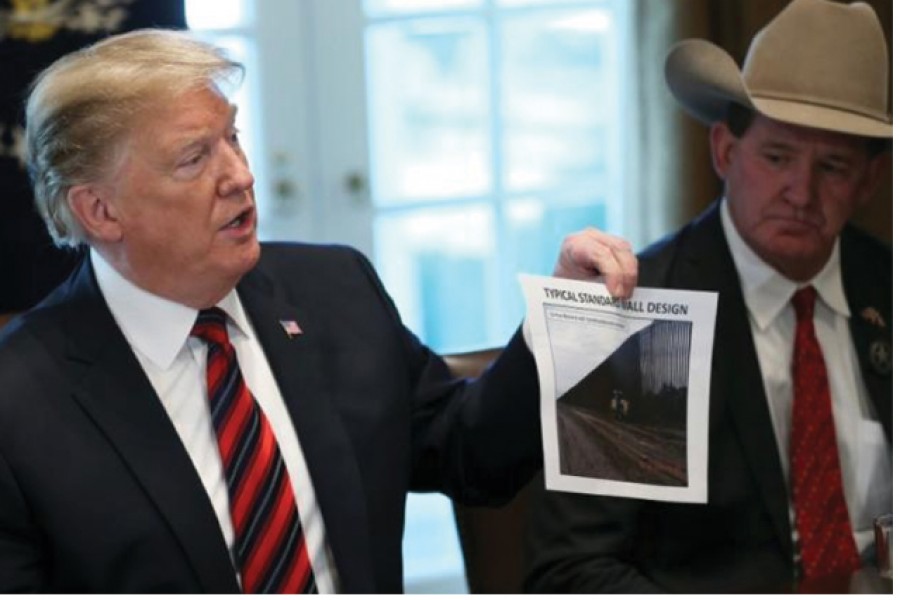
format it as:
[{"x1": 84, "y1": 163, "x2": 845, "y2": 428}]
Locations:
[
  {"x1": 367, "y1": 17, "x2": 491, "y2": 203},
  {"x1": 362, "y1": 4, "x2": 624, "y2": 590},
  {"x1": 365, "y1": 0, "x2": 623, "y2": 353}
]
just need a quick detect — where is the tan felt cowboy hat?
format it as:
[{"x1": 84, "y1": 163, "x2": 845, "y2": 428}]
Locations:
[{"x1": 665, "y1": 0, "x2": 892, "y2": 138}]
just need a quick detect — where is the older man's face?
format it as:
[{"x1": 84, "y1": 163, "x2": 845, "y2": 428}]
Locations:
[
  {"x1": 711, "y1": 114, "x2": 884, "y2": 282},
  {"x1": 101, "y1": 86, "x2": 260, "y2": 307}
]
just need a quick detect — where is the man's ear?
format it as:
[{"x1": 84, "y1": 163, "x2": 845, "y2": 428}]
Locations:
[
  {"x1": 66, "y1": 184, "x2": 123, "y2": 243},
  {"x1": 709, "y1": 121, "x2": 736, "y2": 180}
]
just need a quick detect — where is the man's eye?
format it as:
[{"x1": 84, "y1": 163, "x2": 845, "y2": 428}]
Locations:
[
  {"x1": 177, "y1": 150, "x2": 206, "y2": 171},
  {"x1": 820, "y1": 162, "x2": 848, "y2": 175}
]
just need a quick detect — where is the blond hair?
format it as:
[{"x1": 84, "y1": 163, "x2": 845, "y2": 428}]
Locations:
[{"x1": 25, "y1": 29, "x2": 243, "y2": 247}]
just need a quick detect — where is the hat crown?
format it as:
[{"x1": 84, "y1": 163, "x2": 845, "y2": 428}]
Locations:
[
  {"x1": 664, "y1": 0, "x2": 892, "y2": 137},
  {"x1": 742, "y1": 0, "x2": 888, "y2": 122}
]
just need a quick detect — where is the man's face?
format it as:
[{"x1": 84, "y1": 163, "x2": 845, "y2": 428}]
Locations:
[
  {"x1": 101, "y1": 86, "x2": 260, "y2": 307},
  {"x1": 710, "y1": 114, "x2": 884, "y2": 281}
]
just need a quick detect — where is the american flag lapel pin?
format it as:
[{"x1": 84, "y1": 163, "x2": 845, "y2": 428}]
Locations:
[{"x1": 279, "y1": 319, "x2": 303, "y2": 338}]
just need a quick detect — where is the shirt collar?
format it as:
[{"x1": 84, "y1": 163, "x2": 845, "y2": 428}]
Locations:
[
  {"x1": 719, "y1": 199, "x2": 850, "y2": 331},
  {"x1": 91, "y1": 249, "x2": 251, "y2": 369}
]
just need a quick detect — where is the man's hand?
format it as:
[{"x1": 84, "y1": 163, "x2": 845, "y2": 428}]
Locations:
[{"x1": 553, "y1": 228, "x2": 638, "y2": 298}]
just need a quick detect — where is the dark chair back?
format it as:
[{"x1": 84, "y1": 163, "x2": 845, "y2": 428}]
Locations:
[{"x1": 444, "y1": 348, "x2": 539, "y2": 593}]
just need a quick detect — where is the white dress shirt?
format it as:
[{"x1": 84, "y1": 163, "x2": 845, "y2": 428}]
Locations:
[
  {"x1": 719, "y1": 200, "x2": 892, "y2": 558},
  {"x1": 91, "y1": 250, "x2": 338, "y2": 592}
]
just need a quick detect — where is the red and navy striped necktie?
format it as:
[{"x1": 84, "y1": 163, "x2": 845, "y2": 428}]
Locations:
[{"x1": 192, "y1": 308, "x2": 317, "y2": 593}]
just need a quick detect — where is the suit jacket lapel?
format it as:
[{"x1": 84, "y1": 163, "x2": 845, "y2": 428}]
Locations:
[
  {"x1": 675, "y1": 205, "x2": 793, "y2": 559},
  {"x1": 238, "y1": 266, "x2": 375, "y2": 592},
  {"x1": 840, "y1": 232, "x2": 892, "y2": 443},
  {"x1": 62, "y1": 260, "x2": 239, "y2": 591}
]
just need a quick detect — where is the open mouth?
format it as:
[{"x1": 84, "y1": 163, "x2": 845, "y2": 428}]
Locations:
[{"x1": 223, "y1": 207, "x2": 254, "y2": 230}]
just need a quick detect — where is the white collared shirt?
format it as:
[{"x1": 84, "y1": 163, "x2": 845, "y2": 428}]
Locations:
[
  {"x1": 91, "y1": 250, "x2": 338, "y2": 592},
  {"x1": 719, "y1": 200, "x2": 891, "y2": 558}
]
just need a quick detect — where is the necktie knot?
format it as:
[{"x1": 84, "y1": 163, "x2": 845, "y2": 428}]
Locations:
[
  {"x1": 791, "y1": 286, "x2": 817, "y2": 322},
  {"x1": 192, "y1": 307, "x2": 230, "y2": 347}
]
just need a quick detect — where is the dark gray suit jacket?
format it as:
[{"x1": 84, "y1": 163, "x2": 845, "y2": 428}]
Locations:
[
  {"x1": 0, "y1": 243, "x2": 542, "y2": 592},
  {"x1": 525, "y1": 202, "x2": 892, "y2": 593}
]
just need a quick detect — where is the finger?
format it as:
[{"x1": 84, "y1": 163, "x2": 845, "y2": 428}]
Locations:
[
  {"x1": 552, "y1": 228, "x2": 638, "y2": 297},
  {"x1": 591, "y1": 243, "x2": 630, "y2": 297},
  {"x1": 581, "y1": 230, "x2": 637, "y2": 297},
  {"x1": 584, "y1": 228, "x2": 633, "y2": 253},
  {"x1": 553, "y1": 231, "x2": 607, "y2": 279},
  {"x1": 610, "y1": 245, "x2": 639, "y2": 298}
]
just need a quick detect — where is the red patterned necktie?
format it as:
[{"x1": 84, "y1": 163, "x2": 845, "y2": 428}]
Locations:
[
  {"x1": 192, "y1": 308, "x2": 317, "y2": 594},
  {"x1": 789, "y1": 287, "x2": 860, "y2": 580}
]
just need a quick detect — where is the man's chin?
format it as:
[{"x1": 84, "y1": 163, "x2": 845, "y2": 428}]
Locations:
[
  {"x1": 240, "y1": 239, "x2": 262, "y2": 273},
  {"x1": 768, "y1": 238, "x2": 833, "y2": 280}
]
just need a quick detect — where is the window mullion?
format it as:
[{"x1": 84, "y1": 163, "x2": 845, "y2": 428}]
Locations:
[{"x1": 485, "y1": 0, "x2": 511, "y2": 343}]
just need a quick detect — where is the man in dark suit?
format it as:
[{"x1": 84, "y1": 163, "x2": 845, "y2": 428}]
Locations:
[
  {"x1": 0, "y1": 30, "x2": 638, "y2": 592},
  {"x1": 525, "y1": 0, "x2": 891, "y2": 593}
]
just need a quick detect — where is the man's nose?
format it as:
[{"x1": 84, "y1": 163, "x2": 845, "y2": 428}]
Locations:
[
  {"x1": 784, "y1": 160, "x2": 816, "y2": 207},
  {"x1": 218, "y1": 143, "x2": 255, "y2": 197}
]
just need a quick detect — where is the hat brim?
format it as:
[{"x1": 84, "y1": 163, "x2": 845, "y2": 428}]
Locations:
[
  {"x1": 665, "y1": 39, "x2": 752, "y2": 124},
  {"x1": 753, "y1": 97, "x2": 893, "y2": 138},
  {"x1": 665, "y1": 39, "x2": 893, "y2": 138}
]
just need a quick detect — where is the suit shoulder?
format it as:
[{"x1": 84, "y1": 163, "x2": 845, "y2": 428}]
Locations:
[
  {"x1": 259, "y1": 241, "x2": 363, "y2": 258},
  {"x1": 842, "y1": 225, "x2": 890, "y2": 268},
  {"x1": 841, "y1": 225, "x2": 891, "y2": 319},
  {"x1": 257, "y1": 241, "x2": 366, "y2": 269},
  {"x1": 0, "y1": 305, "x2": 69, "y2": 411},
  {"x1": 635, "y1": 203, "x2": 726, "y2": 289},
  {"x1": 0, "y1": 301, "x2": 68, "y2": 355},
  {"x1": 636, "y1": 223, "x2": 693, "y2": 287},
  {"x1": 251, "y1": 242, "x2": 389, "y2": 304},
  {"x1": 638, "y1": 229, "x2": 681, "y2": 263}
]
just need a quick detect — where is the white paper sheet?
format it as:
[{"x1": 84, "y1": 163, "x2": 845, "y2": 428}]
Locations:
[{"x1": 520, "y1": 274, "x2": 719, "y2": 503}]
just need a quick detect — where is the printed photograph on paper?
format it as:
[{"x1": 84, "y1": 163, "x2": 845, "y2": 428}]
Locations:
[{"x1": 520, "y1": 275, "x2": 718, "y2": 503}]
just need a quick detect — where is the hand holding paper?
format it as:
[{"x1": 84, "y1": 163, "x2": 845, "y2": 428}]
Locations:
[{"x1": 552, "y1": 228, "x2": 638, "y2": 298}]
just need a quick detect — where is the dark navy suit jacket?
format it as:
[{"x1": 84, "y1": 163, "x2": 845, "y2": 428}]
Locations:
[
  {"x1": 525, "y1": 202, "x2": 892, "y2": 593},
  {"x1": 0, "y1": 243, "x2": 541, "y2": 592}
]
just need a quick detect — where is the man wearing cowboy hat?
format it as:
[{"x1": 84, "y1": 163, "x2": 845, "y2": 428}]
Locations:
[{"x1": 525, "y1": 0, "x2": 891, "y2": 592}]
